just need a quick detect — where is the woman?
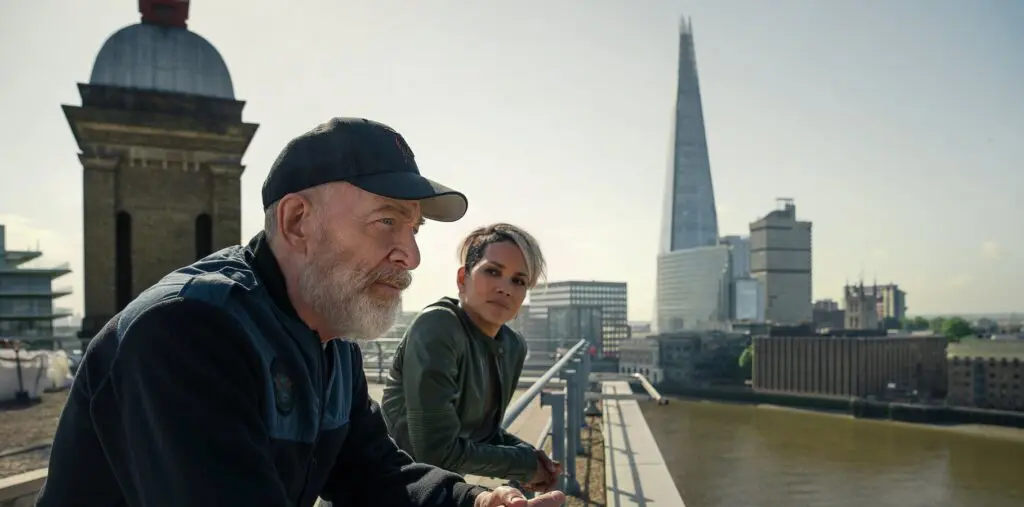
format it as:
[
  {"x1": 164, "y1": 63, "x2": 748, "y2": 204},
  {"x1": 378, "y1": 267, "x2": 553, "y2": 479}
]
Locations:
[{"x1": 381, "y1": 223, "x2": 561, "y2": 492}]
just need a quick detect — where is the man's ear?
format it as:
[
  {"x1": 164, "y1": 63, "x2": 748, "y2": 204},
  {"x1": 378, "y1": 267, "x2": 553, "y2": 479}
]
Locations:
[{"x1": 275, "y1": 193, "x2": 317, "y2": 254}]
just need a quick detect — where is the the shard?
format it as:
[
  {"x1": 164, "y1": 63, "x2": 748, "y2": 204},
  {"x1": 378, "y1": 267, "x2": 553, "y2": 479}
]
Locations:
[{"x1": 658, "y1": 17, "x2": 719, "y2": 253}]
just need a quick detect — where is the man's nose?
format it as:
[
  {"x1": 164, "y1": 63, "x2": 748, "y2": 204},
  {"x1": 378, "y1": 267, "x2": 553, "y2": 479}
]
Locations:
[{"x1": 389, "y1": 232, "x2": 421, "y2": 270}]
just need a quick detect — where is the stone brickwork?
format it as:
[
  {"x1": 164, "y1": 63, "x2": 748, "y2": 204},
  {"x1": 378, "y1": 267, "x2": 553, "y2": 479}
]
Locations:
[{"x1": 64, "y1": 84, "x2": 258, "y2": 339}]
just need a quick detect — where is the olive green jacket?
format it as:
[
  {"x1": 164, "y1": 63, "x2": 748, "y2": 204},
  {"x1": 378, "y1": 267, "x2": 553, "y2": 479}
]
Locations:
[{"x1": 380, "y1": 297, "x2": 537, "y2": 481}]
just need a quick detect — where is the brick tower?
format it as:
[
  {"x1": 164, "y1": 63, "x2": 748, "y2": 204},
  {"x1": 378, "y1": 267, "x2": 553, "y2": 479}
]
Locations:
[{"x1": 63, "y1": 0, "x2": 259, "y2": 340}]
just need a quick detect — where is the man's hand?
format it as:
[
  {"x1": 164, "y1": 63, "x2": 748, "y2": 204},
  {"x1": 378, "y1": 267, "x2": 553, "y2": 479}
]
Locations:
[
  {"x1": 474, "y1": 486, "x2": 566, "y2": 507},
  {"x1": 521, "y1": 450, "x2": 562, "y2": 493}
]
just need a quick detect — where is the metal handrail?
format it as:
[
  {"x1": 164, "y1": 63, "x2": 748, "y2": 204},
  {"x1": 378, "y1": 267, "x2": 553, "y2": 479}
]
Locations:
[
  {"x1": 502, "y1": 338, "x2": 587, "y2": 429},
  {"x1": 354, "y1": 336, "x2": 592, "y2": 501}
]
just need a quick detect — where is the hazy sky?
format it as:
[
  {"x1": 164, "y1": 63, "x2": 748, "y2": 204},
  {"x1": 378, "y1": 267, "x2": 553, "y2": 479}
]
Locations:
[{"x1": 1, "y1": 0, "x2": 1021, "y2": 321}]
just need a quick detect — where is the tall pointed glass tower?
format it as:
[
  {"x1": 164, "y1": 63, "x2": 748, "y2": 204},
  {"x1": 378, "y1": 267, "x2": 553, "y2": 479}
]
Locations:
[{"x1": 659, "y1": 17, "x2": 719, "y2": 253}]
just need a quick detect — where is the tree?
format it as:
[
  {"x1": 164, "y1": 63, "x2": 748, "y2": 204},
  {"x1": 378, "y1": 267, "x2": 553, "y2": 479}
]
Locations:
[
  {"x1": 900, "y1": 316, "x2": 931, "y2": 331},
  {"x1": 738, "y1": 345, "x2": 754, "y2": 379},
  {"x1": 941, "y1": 317, "x2": 973, "y2": 341},
  {"x1": 912, "y1": 316, "x2": 930, "y2": 330}
]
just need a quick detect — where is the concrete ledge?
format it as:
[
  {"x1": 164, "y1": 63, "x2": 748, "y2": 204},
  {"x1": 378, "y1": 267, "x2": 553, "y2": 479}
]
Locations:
[
  {"x1": 0, "y1": 468, "x2": 46, "y2": 506},
  {"x1": 602, "y1": 381, "x2": 685, "y2": 506}
]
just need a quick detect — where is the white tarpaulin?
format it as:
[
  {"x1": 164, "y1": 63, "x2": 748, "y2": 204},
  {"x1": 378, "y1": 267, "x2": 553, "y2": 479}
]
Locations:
[{"x1": 0, "y1": 349, "x2": 74, "y2": 402}]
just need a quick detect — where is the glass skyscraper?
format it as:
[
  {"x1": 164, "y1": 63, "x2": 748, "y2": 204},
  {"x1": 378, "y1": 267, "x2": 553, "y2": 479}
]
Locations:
[{"x1": 658, "y1": 17, "x2": 719, "y2": 253}]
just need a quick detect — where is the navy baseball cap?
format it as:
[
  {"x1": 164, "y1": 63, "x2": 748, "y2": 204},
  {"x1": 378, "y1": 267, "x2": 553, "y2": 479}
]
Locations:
[{"x1": 261, "y1": 118, "x2": 468, "y2": 222}]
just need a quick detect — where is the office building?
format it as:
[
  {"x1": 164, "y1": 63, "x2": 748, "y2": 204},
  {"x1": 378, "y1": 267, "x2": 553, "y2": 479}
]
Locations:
[
  {"x1": 750, "y1": 199, "x2": 813, "y2": 324},
  {"x1": 65, "y1": 0, "x2": 259, "y2": 340},
  {"x1": 718, "y1": 235, "x2": 750, "y2": 279},
  {"x1": 733, "y1": 278, "x2": 764, "y2": 322},
  {"x1": 618, "y1": 338, "x2": 663, "y2": 383},
  {"x1": 0, "y1": 225, "x2": 73, "y2": 341},
  {"x1": 753, "y1": 331, "x2": 948, "y2": 399},
  {"x1": 812, "y1": 299, "x2": 845, "y2": 330},
  {"x1": 619, "y1": 331, "x2": 749, "y2": 386},
  {"x1": 718, "y1": 235, "x2": 763, "y2": 323},
  {"x1": 947, "y1": 340, "x2": 1024, "y2": 412},
  {"x1": 529, "y1": 281, "x2": 628, "y2": 358},
  {"x1": 653, "y1": 17, "x2": 724, "y2": 335},
  {"x1": 507, "y1": 304, "x2": 552, "y2": 361},
  {"x1": 658, "y1": 17, "x2": 718, "y2": 254},
  {"x1": 655, "y1": 245, "x2": 731, "y2": 332}
]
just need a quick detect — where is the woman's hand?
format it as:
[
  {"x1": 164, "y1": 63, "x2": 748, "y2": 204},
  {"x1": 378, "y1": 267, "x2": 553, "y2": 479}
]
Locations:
[
  {"x1": 474, "y1": 486, "x2": 566, "y2": 507},
  {"x1": 522, "y1": 450, "x2": 562, "y2": 493}
]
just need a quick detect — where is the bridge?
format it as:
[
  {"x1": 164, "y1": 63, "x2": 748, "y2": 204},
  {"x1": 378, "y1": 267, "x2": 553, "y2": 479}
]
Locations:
[{"x1": 0, "y1": 340, "x2": 685, "y2": 507}]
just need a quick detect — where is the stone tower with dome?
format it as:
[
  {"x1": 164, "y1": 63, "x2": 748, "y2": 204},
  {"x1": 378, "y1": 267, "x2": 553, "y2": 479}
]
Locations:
[{"x1": 63, "y1": 0, "x2": 259, "y2": 340}]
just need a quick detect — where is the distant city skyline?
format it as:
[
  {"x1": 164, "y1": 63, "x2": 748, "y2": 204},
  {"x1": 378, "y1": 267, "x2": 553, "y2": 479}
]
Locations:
[{"x1": 2, "y1": 1, "x2": 1022, "y2": 320}]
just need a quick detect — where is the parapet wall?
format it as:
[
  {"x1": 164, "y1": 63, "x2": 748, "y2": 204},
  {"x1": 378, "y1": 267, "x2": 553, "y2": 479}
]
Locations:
[{"x1": 0, "y1": 469, "x2": 46, "y2": 507}]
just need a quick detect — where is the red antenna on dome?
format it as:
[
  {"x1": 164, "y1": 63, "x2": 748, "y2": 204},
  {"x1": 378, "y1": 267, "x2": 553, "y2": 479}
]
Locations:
[{"x1": 139, "y1": 0, "x2": 190, "y2": 28}]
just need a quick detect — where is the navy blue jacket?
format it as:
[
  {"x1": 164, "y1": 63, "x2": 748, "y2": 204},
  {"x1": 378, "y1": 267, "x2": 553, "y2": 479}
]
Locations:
[{"x1": 37, "y1": 233, "x2": 487, "y2": 507}]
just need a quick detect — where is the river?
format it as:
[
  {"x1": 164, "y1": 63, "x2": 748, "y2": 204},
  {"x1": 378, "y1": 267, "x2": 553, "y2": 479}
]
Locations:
[{"x1": 640, "y1": 399, "x2": 1024, "y2": 507}]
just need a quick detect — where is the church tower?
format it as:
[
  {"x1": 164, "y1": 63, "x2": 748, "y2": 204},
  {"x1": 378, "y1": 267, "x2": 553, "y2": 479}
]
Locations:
[{"x1": 63, "y1": 0, "x2": 259, "y2": 339}]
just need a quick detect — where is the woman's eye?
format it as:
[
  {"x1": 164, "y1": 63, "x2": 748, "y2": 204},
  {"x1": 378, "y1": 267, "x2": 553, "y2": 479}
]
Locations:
[
  {"x1": 378, "y1": 218, "x2": 396, "y2": 226},
  {"x1": 513, "y1": 278, "x2": 527, "y2": 286}
]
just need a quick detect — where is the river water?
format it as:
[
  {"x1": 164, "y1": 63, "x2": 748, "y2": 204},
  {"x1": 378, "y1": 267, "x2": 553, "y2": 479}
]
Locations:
[{"x1": 640, "y1": 399, "x2": 1024, "y2": 507}]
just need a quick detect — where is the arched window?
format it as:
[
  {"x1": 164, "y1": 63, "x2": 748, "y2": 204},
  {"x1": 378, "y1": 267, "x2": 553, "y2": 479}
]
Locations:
[
  {"x1": 195, "y1": 213, "x2": 213, "y2": 260},
  {"x1": 115, "y1": 211, "x2": 133, "y2": 311}
]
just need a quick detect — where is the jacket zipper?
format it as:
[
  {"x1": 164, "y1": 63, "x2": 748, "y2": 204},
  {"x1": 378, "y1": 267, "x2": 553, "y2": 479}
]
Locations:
[
  {"x1": 298, "y1": 338, "x2": 329, "y2": 504},
  {"x1": 494, "y1": 343, "x2": 506, "y2": 423}
]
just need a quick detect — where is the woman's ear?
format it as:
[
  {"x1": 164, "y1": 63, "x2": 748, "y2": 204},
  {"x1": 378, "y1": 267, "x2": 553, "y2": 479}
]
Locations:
[{"x1": 456, "y1": 266, "x2": 467, "y2": 295}]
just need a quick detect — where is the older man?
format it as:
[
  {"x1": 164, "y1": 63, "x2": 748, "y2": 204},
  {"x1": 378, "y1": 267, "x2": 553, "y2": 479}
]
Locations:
[{"x1": 38, "y1": 118, "x2": 565, "y2": 507}]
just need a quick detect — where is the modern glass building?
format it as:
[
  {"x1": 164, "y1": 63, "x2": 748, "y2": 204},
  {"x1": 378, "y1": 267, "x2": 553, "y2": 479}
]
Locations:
[
  {"x1": 655, "y1": 245, "x2": 732, "y2": 332},
  {"x1": 0, "y1": 225, "x2": 73, "y2": 342},
  {"x1": 529, "y1": 281, "x2": 628, "y2": 358},
  {"x1": 658, "y1": 17, "x2": 719, "y2": 254}
]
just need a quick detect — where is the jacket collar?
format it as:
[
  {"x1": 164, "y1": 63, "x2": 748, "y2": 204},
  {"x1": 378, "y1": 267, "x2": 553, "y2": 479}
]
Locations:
[{"x1": 245, "y1": 232, "x2": 301, "y2": 322}]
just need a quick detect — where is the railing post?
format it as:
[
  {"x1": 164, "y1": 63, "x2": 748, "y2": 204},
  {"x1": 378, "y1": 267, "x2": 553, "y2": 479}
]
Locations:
[
  {"x1": 559, "y1": 367, "x2": 581, "y2": 489},
  {"x1": 541, "y1": 390, "x2": 579, "y2": 497},
  {"x1": 565, "y1": 356, "x2": 586, "y2": 453},
  {"x1": 582, "y1": 348, "x2": 601, "y2": 416}
]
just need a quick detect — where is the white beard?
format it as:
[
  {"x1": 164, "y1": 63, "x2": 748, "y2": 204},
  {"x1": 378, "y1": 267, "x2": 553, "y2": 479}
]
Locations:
[{"x1": 297, "y1": 234, "x2": 410, "y2": 343}]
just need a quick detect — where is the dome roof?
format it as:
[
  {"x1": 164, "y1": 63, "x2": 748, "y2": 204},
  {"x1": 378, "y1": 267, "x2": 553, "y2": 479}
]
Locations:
[{"x1": 89, "y1": 23, "x2": 234, "y2": 100}]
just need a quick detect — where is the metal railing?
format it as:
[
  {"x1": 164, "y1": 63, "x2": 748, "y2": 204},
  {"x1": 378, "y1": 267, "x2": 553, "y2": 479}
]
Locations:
[
  {"x1": 502, "y1": 338, "x2": 592, "y2": 498},
  {"x1": 362, "y1": 338, "x2": 538, "y2": 382},
  {"x1": 632, "y1": 372, "x2": 669, "y2": 405}
]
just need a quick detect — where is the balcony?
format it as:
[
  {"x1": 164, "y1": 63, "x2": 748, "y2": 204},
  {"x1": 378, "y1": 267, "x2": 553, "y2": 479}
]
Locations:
[
  {"x1": 0, "y1": 307, "x2": 73, "y2": 320},
  {"x1": 0, "y1": 284, "x2": 73, "y2": 298},
  {"x1": 0, "y1": 262, "x2": 71, "y2": 278},
  {"x1": 1, "y1": 249, "x2": 43, "y2": 267}
]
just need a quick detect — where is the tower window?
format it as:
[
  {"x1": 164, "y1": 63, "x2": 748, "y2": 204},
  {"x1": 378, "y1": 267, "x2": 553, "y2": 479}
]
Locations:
[
  {"x1": 115, "y1": 211, "x2": 133, "y2": 311},
  {"x1": 195, "y1": 213, "x2": 213, "y2": 260}
]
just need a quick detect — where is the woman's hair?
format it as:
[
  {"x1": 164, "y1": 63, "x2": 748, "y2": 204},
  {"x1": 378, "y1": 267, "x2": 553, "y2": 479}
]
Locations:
[{"x1": 457, "y1": 223, "x2": 546, "y2": 288}]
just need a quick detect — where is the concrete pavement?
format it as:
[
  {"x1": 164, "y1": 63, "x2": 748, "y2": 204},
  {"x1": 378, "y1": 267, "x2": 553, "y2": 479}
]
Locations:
[{"x1": 601, "y1": 381, "x2": 685, "y2": 506}]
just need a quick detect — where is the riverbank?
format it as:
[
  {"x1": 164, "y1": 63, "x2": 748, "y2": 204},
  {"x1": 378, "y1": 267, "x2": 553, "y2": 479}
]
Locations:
[
  {"x1": 654, "y1": 384, "x2": 1024, "y2": 435},
  {"x1": 752, "y1": 401, "x2": 1024, "y2": 442}
]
